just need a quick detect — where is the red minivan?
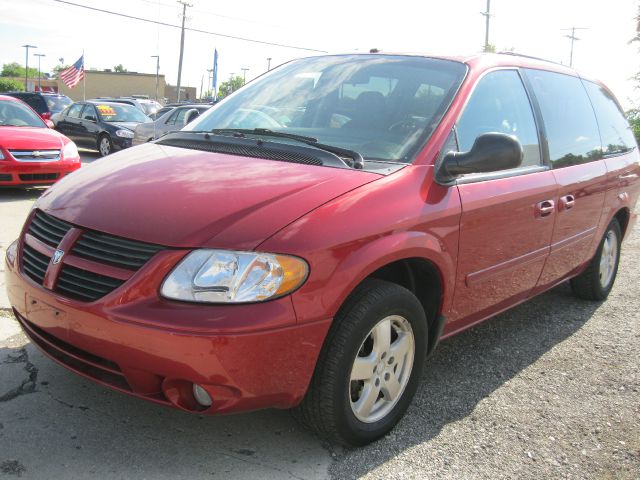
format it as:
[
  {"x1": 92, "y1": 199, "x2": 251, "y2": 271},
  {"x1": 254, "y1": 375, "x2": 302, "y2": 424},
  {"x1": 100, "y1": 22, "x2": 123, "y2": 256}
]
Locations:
[{"x1": 5, "y1": 53, "x2": 639, "y2": 445}]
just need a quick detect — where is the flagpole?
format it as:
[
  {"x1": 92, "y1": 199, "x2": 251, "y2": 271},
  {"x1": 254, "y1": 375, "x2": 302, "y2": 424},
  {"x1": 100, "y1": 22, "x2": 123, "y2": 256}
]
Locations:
[{"x1": 82, "y1": 50, "x2": 86, "y2": 101}]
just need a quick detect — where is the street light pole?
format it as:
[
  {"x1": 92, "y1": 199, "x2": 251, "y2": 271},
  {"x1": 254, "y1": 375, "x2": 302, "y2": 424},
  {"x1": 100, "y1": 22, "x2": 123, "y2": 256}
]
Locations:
[
  {"x1": 176, "y1": 0, "x2": 192, "y2": 102},
  {"x1": 22, "y1": 45, "x2": 37, "y2": 92},
  {"x1": 34, "y1": 53, "x2": 45, "y2": 92},
  {"x1": 480, "y1": 0, "x2": 491, "y2": 51},
  {"x1": 267, "y1": 57, "x2": 272, "y2": 71},
  {"x1": 241, "y1": 68, "x2": 249, "y2": 84},
  {"x1": 151, "y1": 55, "x2": 160, "y2": 101}
]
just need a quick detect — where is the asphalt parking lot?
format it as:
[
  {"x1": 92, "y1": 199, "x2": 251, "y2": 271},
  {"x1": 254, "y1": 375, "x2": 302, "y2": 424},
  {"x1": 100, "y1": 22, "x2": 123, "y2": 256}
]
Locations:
[{"x1": 0, "y1": 152, "x2": 638, "y2": 479}]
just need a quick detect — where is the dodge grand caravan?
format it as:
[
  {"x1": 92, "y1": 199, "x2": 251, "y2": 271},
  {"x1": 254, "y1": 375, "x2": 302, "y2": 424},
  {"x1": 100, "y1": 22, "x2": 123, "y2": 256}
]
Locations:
[{"x1": 5, "y1": 53, "x2": 639, "y2": 445}]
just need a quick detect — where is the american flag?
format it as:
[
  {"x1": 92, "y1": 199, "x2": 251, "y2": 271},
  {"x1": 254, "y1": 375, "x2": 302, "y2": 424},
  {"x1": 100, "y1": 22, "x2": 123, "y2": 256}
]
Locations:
[{"x1": 59, "y1": 55, "x2": 84, "y2": 88}]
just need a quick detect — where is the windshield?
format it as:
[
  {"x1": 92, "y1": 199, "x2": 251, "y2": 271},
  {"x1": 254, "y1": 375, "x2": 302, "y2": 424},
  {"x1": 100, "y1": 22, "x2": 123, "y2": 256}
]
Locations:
[
  {"x1": 94, "y1": 103, "x2": 149, "y2": 123},
  {"x1": 45, "y1": 95, "x2": 72, "y2": 113},
  {"x1": 187, "y1": 55, "x2": 467, "y2": 163},
  {"x1": 141, "y1": 101, "x2": 162, "y2": 115},
  {"x1": 0, "y1": 100, "x2": 46, "y2": 127}
]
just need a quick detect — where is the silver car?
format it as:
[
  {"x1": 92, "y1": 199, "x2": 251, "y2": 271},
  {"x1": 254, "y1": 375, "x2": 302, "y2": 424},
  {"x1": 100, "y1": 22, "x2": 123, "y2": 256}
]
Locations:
[{"x1": 133, "y1": 105, "x2": 211, "y2": 146}]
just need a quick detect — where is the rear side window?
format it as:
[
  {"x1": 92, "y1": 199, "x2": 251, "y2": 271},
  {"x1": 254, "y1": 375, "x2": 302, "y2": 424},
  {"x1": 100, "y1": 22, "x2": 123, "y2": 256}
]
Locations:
[
  {"x1": 20, "y1": 94, "x2": 47, "y2": 114},
  {"x1": 457, "y1": 69, "x2": 541, "y2": 168},
  {"x1": 524, "y1": 69, "x2": 602, "y2": 168},
  {"x1": 583, "y1": 81, "x2": 637, "y2": 155},
  {"x1": 67, "y1": 104, "x2": 83, "y2": 118}
]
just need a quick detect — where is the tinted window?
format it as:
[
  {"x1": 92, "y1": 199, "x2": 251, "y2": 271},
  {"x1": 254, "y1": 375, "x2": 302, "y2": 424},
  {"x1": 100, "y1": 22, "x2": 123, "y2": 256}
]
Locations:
[
  {"x1": 583, "y1": 81, "x2": 637, "y2": 155},
  {"x1": 457, "y1": 70, "x2": 541, "y2": 168},
  {"x1": 81, "y1": 104, "x2": 96, "y2": 120},
  {"x1": 45, "y1": 95, "x2": 72, "y2": 113},
  {"x1": 524, "y1": 69, "x2": 601, "y2": 168},
  {"x1": 165, "y1": 109, "x2": 181, "y2": 125},
  {"x1": 21, "y1": 94, "x2": 47, "y2": 114},
  {"x1": 67, "y1": 104, "x2": 83, "y2": 118}
]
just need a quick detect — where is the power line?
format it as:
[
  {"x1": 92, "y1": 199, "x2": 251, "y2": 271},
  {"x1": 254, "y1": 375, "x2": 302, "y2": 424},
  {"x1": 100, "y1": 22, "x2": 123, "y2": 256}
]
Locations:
[{"x1": 51, "y1": 0, "x2": 327, "y2": 53}]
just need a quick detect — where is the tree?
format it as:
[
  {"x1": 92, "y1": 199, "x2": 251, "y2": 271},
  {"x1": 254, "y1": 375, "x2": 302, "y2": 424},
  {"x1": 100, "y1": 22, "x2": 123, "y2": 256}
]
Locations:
[
  {"x1": 483, "y1": 44, "x2": 496, "y2": 53},
  {"x1": 52, "y1": 64, "x2": 71, "y2": 78},
  {"x1": 113, "y1": 64, "x2": 128, "y2": 73},
  {"x1": 1, "y1": 62, "x2": 38, "y2": 78},
  {"x1": 217, "y1": 76, "x2": 244, "y2": 100},
  {"x1": 0, "y1": 78, "x2": 24, "y2": 92},
  {"x1": 625, "y1": 108, "x2": 640, "y2": 144}
]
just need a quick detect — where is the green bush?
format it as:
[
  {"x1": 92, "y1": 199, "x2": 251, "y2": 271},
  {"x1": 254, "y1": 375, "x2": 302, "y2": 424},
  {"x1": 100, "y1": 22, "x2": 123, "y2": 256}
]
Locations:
[{"x1": 0, "y1": 78, "x2": 24, "y2": 93}]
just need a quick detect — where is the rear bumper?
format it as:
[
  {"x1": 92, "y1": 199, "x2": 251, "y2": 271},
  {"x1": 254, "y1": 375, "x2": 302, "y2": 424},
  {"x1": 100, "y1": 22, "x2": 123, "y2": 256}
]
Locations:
[
  {"x1": 0, "y1": 160, "x2": 80, "y2": 186},
  {"x1": 5, "y1": 252, "x2": 331, "y2": 414}
]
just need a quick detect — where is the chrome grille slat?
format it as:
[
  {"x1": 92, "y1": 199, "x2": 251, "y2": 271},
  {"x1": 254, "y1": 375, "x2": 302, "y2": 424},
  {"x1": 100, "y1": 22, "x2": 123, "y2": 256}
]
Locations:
[
  {"x1": 22, "y1": 244, "x2": 50, "y2": 284},
  {"x1": 9, "y1": 149, "x2": 61, "y2": 162}
]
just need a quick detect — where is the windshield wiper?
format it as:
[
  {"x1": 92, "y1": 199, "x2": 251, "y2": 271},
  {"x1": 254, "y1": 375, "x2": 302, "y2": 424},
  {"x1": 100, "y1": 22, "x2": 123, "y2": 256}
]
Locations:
[{"x1": 210, "y1": 128, "x2": 364, "y2": 169}]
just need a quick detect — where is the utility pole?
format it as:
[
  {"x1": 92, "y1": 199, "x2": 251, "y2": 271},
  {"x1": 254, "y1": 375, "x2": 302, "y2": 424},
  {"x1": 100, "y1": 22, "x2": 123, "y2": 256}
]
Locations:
[
  {"x1": 175, "y1": 0, "x2": 192, "y2": 102},
  {"x1": 480, "y1": 0, "x2": 491, "y2": 52},
  {"x1": 34, "y1": 53, "x2": 45, "y2": 91},
  {"x1": 267, "y1": 57, "x2": 272, "y2": 71},
  {"x1": 207, "y1": 68, "x2": 213, "y2": 96},
  {"x1": 561, "y1": 27, "x2": 589, "y2": 67},
  {"x1": 241, "y1": 67, "x2": 249, "y2": 84},
  {"x1": 151, "y1": 55, "x2": 160, "y2": 101},
  {"x1": 22, "y1": 45, "x2": 37, "y2": 92}
]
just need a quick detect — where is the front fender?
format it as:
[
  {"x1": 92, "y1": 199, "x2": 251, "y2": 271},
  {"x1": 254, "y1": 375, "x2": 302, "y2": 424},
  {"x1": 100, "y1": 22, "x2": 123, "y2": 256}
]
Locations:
[{"x1": 292, "y1": 231, "x2": 456, "y2": 324}]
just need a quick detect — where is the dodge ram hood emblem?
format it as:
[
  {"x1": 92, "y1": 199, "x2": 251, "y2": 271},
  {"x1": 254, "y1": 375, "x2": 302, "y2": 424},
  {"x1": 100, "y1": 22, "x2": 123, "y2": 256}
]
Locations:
[{"x1": 52, "y1": 249, "x2": 64, "y2": 264}]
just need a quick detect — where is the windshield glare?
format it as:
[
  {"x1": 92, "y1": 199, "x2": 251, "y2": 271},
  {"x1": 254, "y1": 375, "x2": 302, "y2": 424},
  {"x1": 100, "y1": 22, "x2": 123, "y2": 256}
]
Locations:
[
  {"x1": 0, "y1": 100, "x2": 46, "y2": 127},
  {"x1": 95, "y1": 103, "x2": 149, "y2": 123},
  {"x1": 187, "y1": 55, "x2": 467, "y2": 163},
  {"x1": 46, "y1": 95, "x2": 72, "y2": 113}
]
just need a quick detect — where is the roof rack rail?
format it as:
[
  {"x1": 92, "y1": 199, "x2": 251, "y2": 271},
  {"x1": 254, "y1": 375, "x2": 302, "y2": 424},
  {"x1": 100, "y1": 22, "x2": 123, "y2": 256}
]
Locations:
[{"x1": 496, "y1": 51, "x2": 565, "y2": 67}]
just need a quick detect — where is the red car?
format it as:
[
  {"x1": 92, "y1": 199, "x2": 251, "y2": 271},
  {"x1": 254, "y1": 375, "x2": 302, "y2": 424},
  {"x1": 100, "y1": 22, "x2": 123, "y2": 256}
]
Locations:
[
  {"x1": 0, "y1": 95, "x2": 81, "y2": 187},
  {"x1": 4, "y1": 53, "x2": 639, "y2": 445}
]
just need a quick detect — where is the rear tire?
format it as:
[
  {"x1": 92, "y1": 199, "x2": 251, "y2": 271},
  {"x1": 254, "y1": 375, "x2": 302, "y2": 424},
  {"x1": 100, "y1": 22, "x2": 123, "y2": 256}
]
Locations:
[
  {"x1": 293, "y1": 279, "x2": 427, "y2": 446},
  {"x1": 570, "y1": 218, "x2": 621, "y2": 301}
]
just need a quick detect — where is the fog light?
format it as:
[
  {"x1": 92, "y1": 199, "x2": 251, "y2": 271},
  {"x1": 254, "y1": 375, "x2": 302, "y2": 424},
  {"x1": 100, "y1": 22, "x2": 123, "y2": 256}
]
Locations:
[{"x1": 192, "y1": 384, "x2": 213, "y2": 407}]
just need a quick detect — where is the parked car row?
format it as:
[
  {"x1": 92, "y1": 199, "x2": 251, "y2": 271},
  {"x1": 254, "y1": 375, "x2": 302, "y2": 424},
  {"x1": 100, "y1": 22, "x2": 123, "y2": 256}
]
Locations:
[{"x1": 133, "y1": 104, "x2": 211, "y2": 145}]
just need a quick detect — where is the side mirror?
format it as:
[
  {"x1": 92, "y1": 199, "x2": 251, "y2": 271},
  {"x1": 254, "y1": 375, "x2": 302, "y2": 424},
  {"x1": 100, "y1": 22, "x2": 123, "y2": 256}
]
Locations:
[
  {"x1": 439, "y1": 133, "x2": 523, "y2": 182},
  {"x1": 45, "y1": 119, "x2": 55, "y2": 129},
  {"x1": 183, "y1": 109, "x2": 199, "y2": 126}
]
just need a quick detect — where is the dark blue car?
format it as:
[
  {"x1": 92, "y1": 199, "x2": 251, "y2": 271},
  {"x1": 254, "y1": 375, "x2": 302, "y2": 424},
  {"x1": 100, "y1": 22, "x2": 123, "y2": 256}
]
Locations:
[{"x1": 55, "y1": 101, "x2": 151, "y2": 156}]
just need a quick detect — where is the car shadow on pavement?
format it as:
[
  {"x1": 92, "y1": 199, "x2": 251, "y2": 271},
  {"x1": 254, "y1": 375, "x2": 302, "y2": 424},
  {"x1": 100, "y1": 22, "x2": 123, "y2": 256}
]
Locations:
[
  {"x1": 330, "y1": 281, "x2": 603, "y2": 478},
  {"x1": 0, "y1": 187, "x2": 45, "y2": 204}
]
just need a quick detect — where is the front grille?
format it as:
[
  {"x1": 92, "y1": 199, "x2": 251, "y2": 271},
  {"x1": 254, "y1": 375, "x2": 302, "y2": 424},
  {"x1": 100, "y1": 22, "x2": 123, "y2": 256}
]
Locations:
[
  {"x1": 28, "y1": 210, "x2": 72, "y2": 247},
  {"x1": 19, "y1": 173, "x2": 59, "y2": 181},
  {"x1": 0, "y1": 174, "x2": 12, "y2": 181},
  {"x1": 22, "y1": 210, "x2": 165, "y2": 302},
  {"x1": 56, "y1": 265, "x2": 125, "y2": 302},
  {"x1": 22, "y1": 244, "x2": 50, "y2": 284},
  {"x1": 72, "y1": 231, "x2": 163, "y2": 270},
  {"x1": 9, "y1": 149, "x2": 61, "y2": 162}
]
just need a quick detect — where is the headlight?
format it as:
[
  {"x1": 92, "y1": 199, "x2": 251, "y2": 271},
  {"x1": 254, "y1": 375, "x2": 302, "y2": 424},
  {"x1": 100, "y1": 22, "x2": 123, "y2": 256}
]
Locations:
[
  {"x1": 115, "y1": 129, "x2": 134, "y2": 138},
  {"x1": 161, "y1": 249, "x2": 308, "y2": 303},
  {"x1": 62, "y1": 141, "x2": 79, "y2": 159},
  {"x1": 5, "y1": 239, "x2": 18, "y2": 267}
]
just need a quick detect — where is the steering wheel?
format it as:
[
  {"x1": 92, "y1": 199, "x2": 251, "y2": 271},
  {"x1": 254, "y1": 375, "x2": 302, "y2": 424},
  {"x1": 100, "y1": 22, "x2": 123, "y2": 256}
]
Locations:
[{"x1": 387, "y1": 117, "x2": 421, "y2": 134}]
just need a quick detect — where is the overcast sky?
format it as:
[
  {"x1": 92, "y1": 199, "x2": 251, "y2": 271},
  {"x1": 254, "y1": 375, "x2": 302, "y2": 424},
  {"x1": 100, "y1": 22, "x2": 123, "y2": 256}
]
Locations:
[{"x1": 1, "y1": 0, "x2": 638, "y2": 107}]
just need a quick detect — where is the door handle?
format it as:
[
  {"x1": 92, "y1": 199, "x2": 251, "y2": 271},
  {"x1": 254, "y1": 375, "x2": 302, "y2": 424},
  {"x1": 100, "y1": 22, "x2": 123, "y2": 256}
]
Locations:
[
  {"x1": 559, "y1": 194, "x2": 575, "y2": 211},
  {"x1": 536, "y1": 200, "x2": 555, "y2": 218}
]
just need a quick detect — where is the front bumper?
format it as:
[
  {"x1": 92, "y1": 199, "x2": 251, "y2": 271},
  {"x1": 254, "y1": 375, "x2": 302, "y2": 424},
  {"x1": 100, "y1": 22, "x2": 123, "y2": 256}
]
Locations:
[
  {"x1": 5, "y1": 248, "x2": 330, "y2": 414},
  {"x1": 0, "y1": 160, "x2": 80, "y2": 187},
  {"x1": 112, "y1": 136, "x2": 133, "y2": 151}
]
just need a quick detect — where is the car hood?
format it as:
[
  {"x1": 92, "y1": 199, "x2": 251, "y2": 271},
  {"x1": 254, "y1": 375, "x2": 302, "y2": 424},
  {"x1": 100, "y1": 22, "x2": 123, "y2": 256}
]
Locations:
[
  {"x1": 109, "y1": 121, "x2": 140, "y2": 131},
  {"x1": 37, "y1": 143, "x2": 381, "y2": 249},
  {"x1": 0, "y1": 126, "x2": 65, "y2": 150}
]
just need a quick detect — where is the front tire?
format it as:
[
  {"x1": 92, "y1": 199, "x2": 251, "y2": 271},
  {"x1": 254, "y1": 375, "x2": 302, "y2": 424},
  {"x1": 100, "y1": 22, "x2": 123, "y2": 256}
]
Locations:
[
  {"x1": 570, "y1": 218, "x2": 622, "y2": 300},
  {"x1": 293, "y1": 279, "x2": 427, "y2": 446},
  {"x1": 98, "y1": 134, "x2": 113, "y2": 157}
]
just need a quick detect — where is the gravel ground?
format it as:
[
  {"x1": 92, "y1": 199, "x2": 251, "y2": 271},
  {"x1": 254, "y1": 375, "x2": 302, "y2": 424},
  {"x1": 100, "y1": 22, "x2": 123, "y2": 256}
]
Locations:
[{"x1": 0, "y1": 166, "x2": 638, "y2": 478}]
